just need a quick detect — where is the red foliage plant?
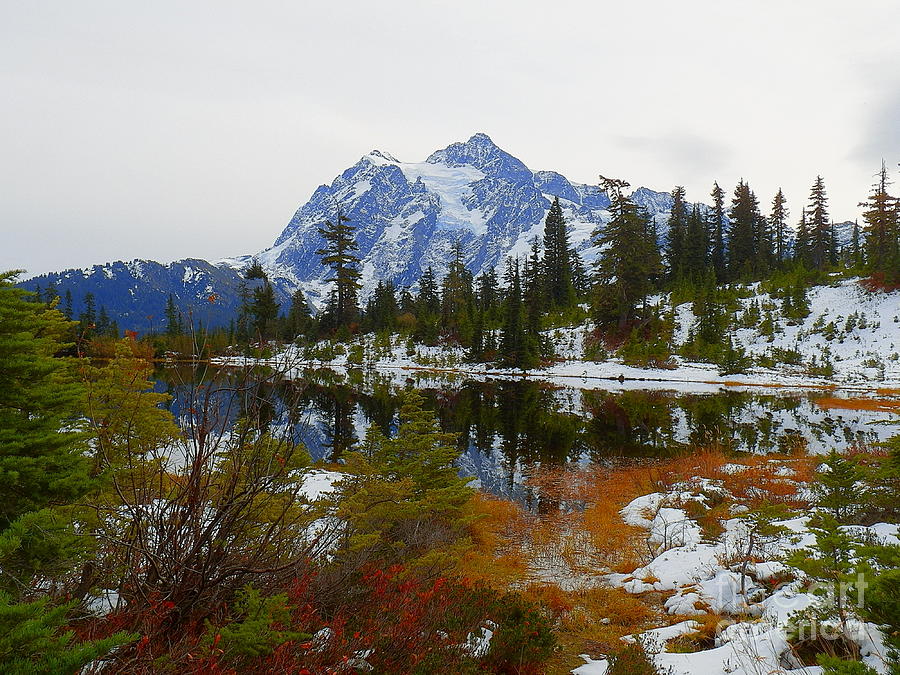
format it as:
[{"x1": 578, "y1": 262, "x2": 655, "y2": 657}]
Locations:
[{"x1": 78, "y1": 566, "x2": 555, "y2": 675}]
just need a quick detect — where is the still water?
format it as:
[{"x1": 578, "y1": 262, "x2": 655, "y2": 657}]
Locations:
[{"x1": 153, "y1": 365, "x2": 900, "y2": 503}]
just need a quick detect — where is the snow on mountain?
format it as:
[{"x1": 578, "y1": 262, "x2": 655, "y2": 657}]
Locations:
[
  {"x1": 239, "y1": 132, "x2": 677, "y2": 309},
  {"x1": 20, "y1": 259, "x2": 260, "y2": 330},
  {"x1": 29, "y1": 132, "x2": 860, "y2": 327}
]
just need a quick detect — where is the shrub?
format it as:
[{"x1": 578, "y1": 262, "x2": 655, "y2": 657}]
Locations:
[
  {"x1": 608, "y1": 642, "x2": 660, "y2": 675},
  {"x1": 481, "y1": 593, "x2": 556, "y2": 674}
]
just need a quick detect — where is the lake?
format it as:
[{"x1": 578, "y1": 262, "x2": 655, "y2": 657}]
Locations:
[{"x1": 152, "y1": 364, "x2": 900, "y2": 505}]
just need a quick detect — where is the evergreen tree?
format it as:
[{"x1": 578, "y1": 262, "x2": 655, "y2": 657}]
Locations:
[
  {"x1": 541, "y1": 197, "x2": 576, "y2": 309},
  {"x1": 755, "y1": 211, "x2": 775, "y2": 276},
  {"x1": 44, "y1": 282, "x2": 58, "y2": 307},
  {"x1": 235, "y1": 281, "x2": 253, "y2": 343},
  {"x1": 787, "y1": 512, "x2": 864, "y2": 638},
  {"x1": 808, "y1": 176, "x2": 833, "y2": 269},
  {"x1": 570, "y1": 249, "x2": 590, "y2": 299},
  {"x1": 728, "y1": 180, "x2": 761, "y2": 279},
  {"x1": 414, "y1": 266, "x2": 441, "y2": 344},
  {"x1": 79, "y1": 292, "x2": 97, "y2": 341},
  {"x1": 522, "y1": 238, "x2": 545, "y2": 338},
  {"x1": 316, "y1": 208, "x2": 361, "y2": 330},
  {"x1": 499, "y1": 260, "x2": 538, "y2": 370},
  {"x1": 708, "y1": 181, "x2": 727, "y2": 281},
  {"x1": 96, "y1": 305, "x2": 111, "y2": 337},
  {"x1": 682, "y1": 203, "x2": 708, "y2": 281},
  {"x1": 693, "y1": 268, "x2": 726, "y2": 345},
  {"x1": 0, "y1": 592, "x2": 131, "y2": 674},
  {"x1": 813, "y1": 450, "x2": 868, "y2": 524},
  {"x1": 285, "y1": 288, "x2": 312, "y2": 339},
  {"x1": 770, "y1": 188, "x2": 789, "y2": 265},
  {"x1": 63, "y1": 290, "x2": 73, "y2": 320},
  {"x1": 468, "y1": 311, "x2": 486, "y2": 362},
  {"x1": 416, "y1": 267, "x2": 441, "y2": 316},
  {"x1": 366, "y1": 280, "x2": 399, "y2": 331},
  {"x1": 665, "y1": 186, "x2": 688, "y2": 280},
  {"x1": 372, "y1": 390, "x2": 472, "y2": 508},
  {"x1": 795, "y1": 208, "x2": 812, "y2": 267},
  {"x1": 850, "y1": 221, "x2": 863, "y2": 269},
  {"x1": 165, "y1": 294, "x2": 182, "y2": 336},
  {"x1": 592, "y1": 176, "x2": 662, "y2": 329},
  {"x1": 398, "y1": 287, "x2": 416, "y2": 315},
  {"x1": 244, "y1": 261, "x2": 280, "y2": 340},
  {"x1": 440, "y1": 241, "x2": 475, "y2": 343},
  {"x1": 475, "y1": 268, "x2": 499, "y2": 318},
  {"x1": 0, "y1": 271, "x2": 92, "y2": 524},
  {"x1": 0, "y1": 275, "x2": 132, "y2": 670},
  {"x1": 860, "y1": 161, "x2": 900, "y2": 283}
]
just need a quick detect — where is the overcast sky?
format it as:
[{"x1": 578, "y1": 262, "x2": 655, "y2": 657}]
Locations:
[{"x1": 3, "y1": 1, "x2": 900, "y2": 276}]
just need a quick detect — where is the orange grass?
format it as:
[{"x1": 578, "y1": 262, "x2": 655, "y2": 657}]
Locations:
[
  {"x1": 473, "y1": 446, "x2": 827, "y2": 672},
  {"x1": 710, "y1": 453, "x2": 817, "y2": 509},
  {"x1": 526, "y1": 584, "x2": 659, "y2": 673},
  {"x1": 814, "y1": 396, "x2": 900, "y2": 414},
  {"x1": 457, "y1": 492, "x2": 530, "y2": 586}
]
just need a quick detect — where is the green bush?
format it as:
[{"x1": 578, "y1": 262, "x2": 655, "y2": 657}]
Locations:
[
  {"x1": 483, "y1": 594, "x2": 556, "y2": 674},
  {"x1": 608, "y1": 642, "x2": 660, "y2": 675}
]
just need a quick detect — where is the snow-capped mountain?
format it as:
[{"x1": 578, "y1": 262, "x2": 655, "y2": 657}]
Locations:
[
  {"x1": 224, "y1": 133, "x2": 675, "y2": 308},
  {"x1": 21, "y1": 259, "x2": 260, "y2": 330},
  {"x1": 26, "y1": 132, "x2": 855, "y2": 329}
]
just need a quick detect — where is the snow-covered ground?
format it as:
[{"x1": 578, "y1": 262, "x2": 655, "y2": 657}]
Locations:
[
  {"x1": 215, "y1": 278, "x2": 900, "y2": 392},
  {"x1": 566, "y1": 464, "x2": 898, "y2": 675}
]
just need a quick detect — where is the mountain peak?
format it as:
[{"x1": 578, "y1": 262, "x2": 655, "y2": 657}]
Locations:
[
  {"x1": 466, "y1": 132, "x2": 497, "y2": 147},
  {"x1": 426, "y1": 132, "x2": 530, "y2": 181},
  {"x1": 368, "y1": 149, "x2": 400, "y2": 163}
]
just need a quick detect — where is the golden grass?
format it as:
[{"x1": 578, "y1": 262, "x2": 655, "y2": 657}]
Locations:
[
  {"x1": 465, "y1": 443, "x2": 832, "y2": 671},
  {"x1": 814, "y1": 396, "x2": 900, "y2": 414},
  {"x1": 530, "y1": 584, "x2": 659, "y2": 674},
  {"x1": 457, "y1": 492, "x2": 530, "y2": 587}
]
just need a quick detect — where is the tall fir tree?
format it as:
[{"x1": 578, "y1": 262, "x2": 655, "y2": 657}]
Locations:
[
  {"x1": 522, "y1": 238, "x2": 545, "y2": 341},
  {"x1": 366, "y1": 279, "x2": 399, "y2": 331},
  {"x1": 592, "y1": 176, "x2": 662, "y2": 329},
  {"x1": 708, "y1": 181, "x2": 727, "y2": 281},
  {"x1": 0, "y1": 271, "x2": 92, "y2": 524},
  {"x1": 499, "y1": 259, "x2": 538, "y2": 369},
  {"x1": 316, "y1": 208, "x2": 361, "y2": 330},
  {"x1": 850, "y1": 220, "x2": 863, "y2": 269},
  {"x1": 754, "y1": 211, "x2": 775, "y2": 277},
  {"x1": 727, "y1": 180, "x2": 761, "y2": 280},
  {"x1": 63, "y1": 289, "x2": 73, "y2": 320},
  {"x1": 665, "y1": 186, "x2": 688, "y2": 281},
  {"x1": 795, "y1": 207, "x2": 811, "y2": 267},
  {"x1": 475, "y1": 267, "x2": 499, "y2": 318},
  {"x1": 570, "y1": 249, "x2": 589, "y2": 299},
  {"x1": 860, "y1": 161, "x2": 900, "y2": 283},
  {"x1": 245, "y1": 260, "x2": 280, "y2": 340},
  {"x1": 285, "y1": 288, "x2": 312, "y2": 339},
  {"x1": 440, "y1": 241, "x2": 475, "y2": 343},
  {"x1": 414, "y1": 266, "x2": 441, "y2": 343},
  {"x1": 682, "y1": 203, "x2": 708, "y2": 280},
  {"x1": 807, "y1": 175, "x2": 832, "y2": 269},
  {"x1": 79, "y1": 292, "x2": 97, "y2": 341},
  {"x1": 770, "y1": 188, "x2": 789, "y2": 265},
  {"x1": 165, "y1": 294, "x2": 182, "y2": 336},
  {"x1": 541, "y1": 197, "x2": 576, "y2": 309},
  {"x1": 96, "y1": 306, "x2": 112, "y2": 337},
  {"x1": 416, "y1": 266, "x2": 441, "y2": 316},
  {"x1": 398, "y1": 286, "x2": 416, "y2": 315}
]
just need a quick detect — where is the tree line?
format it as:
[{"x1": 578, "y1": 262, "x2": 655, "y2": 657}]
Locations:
[
  {"x1": 32, "y1": 162, "x2": 899, "y2": 366},
  {"x1": 294, "y1": 162, "x2": 900, "y2": 370}
]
